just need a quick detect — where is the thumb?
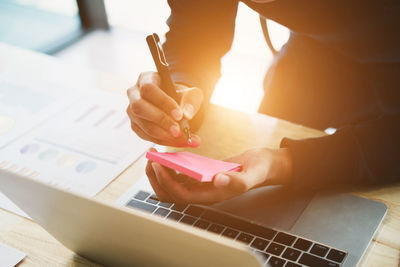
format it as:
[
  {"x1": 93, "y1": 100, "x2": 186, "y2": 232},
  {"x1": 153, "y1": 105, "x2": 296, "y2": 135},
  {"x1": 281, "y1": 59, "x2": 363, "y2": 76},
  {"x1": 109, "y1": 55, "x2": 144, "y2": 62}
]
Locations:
[
  {"x1": 214, "y1": 172, "x2": 249, "y2": 193},
  {"x1": 179, "y1": 86, "x2": 203, "y2": 120}
]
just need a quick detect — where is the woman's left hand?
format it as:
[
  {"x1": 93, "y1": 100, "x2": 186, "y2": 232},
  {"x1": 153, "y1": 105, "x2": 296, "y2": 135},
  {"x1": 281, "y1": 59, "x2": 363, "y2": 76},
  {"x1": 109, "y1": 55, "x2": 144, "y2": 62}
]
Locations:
[{"x1": 145, "y1": 147, "x2": 293, "y2": 205}]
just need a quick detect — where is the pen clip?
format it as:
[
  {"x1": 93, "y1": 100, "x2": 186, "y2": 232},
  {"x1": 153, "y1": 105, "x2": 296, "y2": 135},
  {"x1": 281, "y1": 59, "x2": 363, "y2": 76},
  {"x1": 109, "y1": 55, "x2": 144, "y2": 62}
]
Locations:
[
  {"x1": 146, "y1": 33, "x2": 177, "y2": 99},
  {"x1": 147, "y1": 33, "x2": 168, "y2": 69}
]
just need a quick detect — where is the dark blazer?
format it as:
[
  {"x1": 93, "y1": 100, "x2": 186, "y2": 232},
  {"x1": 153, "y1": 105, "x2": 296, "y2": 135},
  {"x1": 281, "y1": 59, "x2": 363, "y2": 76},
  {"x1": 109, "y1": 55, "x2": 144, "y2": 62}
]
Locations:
[{"x1": 163, "y1": 0, "x2": 400, "y2": 189}]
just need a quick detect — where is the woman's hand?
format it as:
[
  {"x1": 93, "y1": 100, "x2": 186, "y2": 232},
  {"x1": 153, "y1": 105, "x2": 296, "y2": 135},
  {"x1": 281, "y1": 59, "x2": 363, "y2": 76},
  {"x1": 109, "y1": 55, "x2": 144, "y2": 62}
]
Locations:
[
  {"x1": 146, "y1": 147, "x2": 293, "y2": 204},
  {"x1": 126, "y1": 71, "x2": 203, "y2": 147}
]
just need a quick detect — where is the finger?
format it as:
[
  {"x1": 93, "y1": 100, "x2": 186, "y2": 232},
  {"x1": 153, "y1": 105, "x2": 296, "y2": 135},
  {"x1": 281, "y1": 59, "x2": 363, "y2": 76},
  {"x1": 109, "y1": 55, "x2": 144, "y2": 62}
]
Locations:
[
  {"x1": 127, "y1": 85, "x2": 141, "y2": 104},
  {"x1": 137, "y1": 71, "x2": 161, "y2": 88},
  {"x1": 128, "y1": 106, "x2": 200, "y2": 147},
  {"x1": 151, "y1": 162, "x2": 189, "y2": 203},
  {"x1": 128, "y1": 103, "x2": 176, "y2": 141},
  {"x1": 214, "y1": 171, "x2": 249, "y2": 193},
  {"x1": 146, "y1": 158, "x2": 174, "y2": 203},
  {"x1": 140, "y1": 83, "x2": 183, "y2": 122},
  {"x1": 128, "y1": 111, "x2": 171, "y2": 145},
  {"x1": 134, "y1": 117, "x2": 187, "y2": 143},
  {"x1": 222, "y1": 155, "x2": 245, "y2": 164},
  {"x1": 129, "y1": 99, "x2": 181, "y2": 138},
  {"x1": 180, "y1": 87, "x2": 203, "y2": 120},
  {"x1": 152, "y1": 162, "x2": 234, "y2": 204},
  {"x1": 185, "y1": 182, "x2": 237, "y2": 204},
  {"x1": 174, "y1": 172, "x2": 191, "y2": 184},
  {"x1": 132, "y1": 120, "x2": 200, "y2": 147},
  {"x1": 133, "y1": 118, "x2": 173, "y2": 142},
  {"x1": 128, "y1": 106, "x2": 161, "y2": 142},
  {"x1": 180, "y1": 175, "x2": 201, "y2": 187},
  {"x1": 138, "y1": 72, "x2": 183, "y2": 121}
]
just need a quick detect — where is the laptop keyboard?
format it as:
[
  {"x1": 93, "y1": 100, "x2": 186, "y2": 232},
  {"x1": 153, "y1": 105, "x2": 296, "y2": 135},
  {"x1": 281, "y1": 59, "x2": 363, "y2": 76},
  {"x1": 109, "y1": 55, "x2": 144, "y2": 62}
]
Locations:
[{"x1": 125, "y1": 190, "x2": 347, "y2": 267}]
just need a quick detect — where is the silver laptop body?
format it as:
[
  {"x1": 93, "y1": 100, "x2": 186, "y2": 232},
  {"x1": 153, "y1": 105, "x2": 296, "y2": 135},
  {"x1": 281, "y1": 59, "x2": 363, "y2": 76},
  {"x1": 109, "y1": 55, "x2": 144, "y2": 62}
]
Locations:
[
  {"x1": 0, "y1": 169, "x2": 386, "y2": 266},
  {"x1": 118, "y1": 175, "x2": 387, "y2": 267}
]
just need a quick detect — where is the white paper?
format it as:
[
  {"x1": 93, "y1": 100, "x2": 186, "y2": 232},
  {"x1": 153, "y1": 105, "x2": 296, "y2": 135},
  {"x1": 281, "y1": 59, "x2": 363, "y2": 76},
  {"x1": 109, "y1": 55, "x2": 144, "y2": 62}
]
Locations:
[
  {"x1": 0, "y1": 72, "x2": 76, "y2": 149},
  {"x1": 0, "y1": 242, "x2": 26, "y2": 267},
  {"x1": 0, "y1": 192, "x2": 29, "y2": 218},
  {"x1": 0, "y1": 76, "x2": 152, "y2": 217}
]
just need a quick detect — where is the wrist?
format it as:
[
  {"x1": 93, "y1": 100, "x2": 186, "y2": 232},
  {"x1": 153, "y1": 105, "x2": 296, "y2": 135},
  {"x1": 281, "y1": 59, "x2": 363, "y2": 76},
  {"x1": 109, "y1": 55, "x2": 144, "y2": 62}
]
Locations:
[
  {"x1": 277, "y1": 148, "x2": 293, "y2": 185},
  {"x1": 258, "y1": 148, "x2": 293, "y2": 187}
]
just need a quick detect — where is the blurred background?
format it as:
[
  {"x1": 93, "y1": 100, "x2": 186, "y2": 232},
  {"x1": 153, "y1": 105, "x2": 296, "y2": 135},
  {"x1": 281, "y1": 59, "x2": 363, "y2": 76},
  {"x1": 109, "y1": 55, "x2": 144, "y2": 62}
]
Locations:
[{"x1": 0, "y1": 0, "x2": 289, "y2": 113}]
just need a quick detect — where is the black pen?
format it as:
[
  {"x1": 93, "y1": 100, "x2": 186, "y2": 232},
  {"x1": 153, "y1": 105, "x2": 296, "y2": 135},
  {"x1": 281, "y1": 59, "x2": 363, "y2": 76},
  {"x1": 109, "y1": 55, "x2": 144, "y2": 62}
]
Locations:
[{"x1": 146, "y1": 33, "x2": 192, "y2": 143}]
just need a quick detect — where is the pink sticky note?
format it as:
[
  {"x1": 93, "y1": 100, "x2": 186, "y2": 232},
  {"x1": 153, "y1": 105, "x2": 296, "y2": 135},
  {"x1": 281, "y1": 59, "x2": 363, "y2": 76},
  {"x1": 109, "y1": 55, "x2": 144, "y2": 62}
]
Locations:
[{"x1": 146, "y1": 151, "x2": 241, "y2": 182}]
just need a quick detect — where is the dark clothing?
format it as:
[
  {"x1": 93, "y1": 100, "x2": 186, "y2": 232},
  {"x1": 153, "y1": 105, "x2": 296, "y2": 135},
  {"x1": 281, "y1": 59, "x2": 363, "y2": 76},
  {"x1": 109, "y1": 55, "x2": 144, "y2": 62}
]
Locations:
[{"x1": 164, "y1": 0, "x2": 400, "y2": 189}]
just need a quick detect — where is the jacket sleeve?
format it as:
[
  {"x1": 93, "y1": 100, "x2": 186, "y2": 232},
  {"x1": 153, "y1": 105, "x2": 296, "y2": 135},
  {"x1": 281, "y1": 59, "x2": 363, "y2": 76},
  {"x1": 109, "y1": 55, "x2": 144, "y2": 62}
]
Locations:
[
  {"x1": 247, "y1": 0, "x2": 400, "y2": 63},
  {"x1": 163, "y1": 0, "x2": 238, "y2": 129},
  {"x1": 281, "y1": 113, "x2": 400, "y2": 189}
]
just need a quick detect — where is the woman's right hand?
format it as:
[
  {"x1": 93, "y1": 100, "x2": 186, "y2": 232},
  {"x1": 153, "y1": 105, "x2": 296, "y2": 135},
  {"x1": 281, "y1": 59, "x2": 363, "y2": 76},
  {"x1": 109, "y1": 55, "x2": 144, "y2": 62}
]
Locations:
[{"x1": 126, "y1": 71, "x2": 203, "y2": 147}]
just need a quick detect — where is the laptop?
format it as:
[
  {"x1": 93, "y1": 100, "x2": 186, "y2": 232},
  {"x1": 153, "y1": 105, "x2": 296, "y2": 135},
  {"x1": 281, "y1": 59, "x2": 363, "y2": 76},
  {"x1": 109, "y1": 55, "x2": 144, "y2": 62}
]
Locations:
[
  {"x1": 0, "y1": 168, "x2": 386, "y2": 267},
  {"x1": 116, "y1": 176, "x2": 387, "y2": 267}
]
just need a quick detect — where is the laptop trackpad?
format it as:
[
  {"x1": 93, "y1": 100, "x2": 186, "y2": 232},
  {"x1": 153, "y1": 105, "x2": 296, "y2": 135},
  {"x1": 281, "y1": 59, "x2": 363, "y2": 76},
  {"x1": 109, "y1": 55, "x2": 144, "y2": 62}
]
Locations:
[{"x1": 211, "y1": 185, "x2": 314, "y2": 231}]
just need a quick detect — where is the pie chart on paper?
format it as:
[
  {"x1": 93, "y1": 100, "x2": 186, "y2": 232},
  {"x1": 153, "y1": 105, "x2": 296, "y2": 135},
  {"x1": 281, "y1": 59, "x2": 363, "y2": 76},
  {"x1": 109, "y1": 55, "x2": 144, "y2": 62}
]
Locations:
[{"x1": 0, "y1": 115, "x2": 15, "y2": 135}]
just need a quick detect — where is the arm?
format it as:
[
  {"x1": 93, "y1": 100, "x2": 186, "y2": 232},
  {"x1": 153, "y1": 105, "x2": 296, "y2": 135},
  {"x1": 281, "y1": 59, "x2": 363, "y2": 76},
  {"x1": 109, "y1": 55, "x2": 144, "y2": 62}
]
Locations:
[
  {"x1": 164, "y1": 0, "x2": 239, "y2": 129},
  {"x1": 125, "y1": 1, "x2": 238, "y2": 146},
  {"x1": 281, "y1": 113, "x2": 400, "y2": 190},
  {"x1": 146, "y1": 114, "x2": 399, "y2": 205}
]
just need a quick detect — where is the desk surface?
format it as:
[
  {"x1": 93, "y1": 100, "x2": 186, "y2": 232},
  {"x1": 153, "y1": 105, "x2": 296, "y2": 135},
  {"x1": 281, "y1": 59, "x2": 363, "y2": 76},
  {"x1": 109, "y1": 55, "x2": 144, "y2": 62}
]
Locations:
[{"x1": 0, "y1": 44, "x2": 399, "y2": 266}]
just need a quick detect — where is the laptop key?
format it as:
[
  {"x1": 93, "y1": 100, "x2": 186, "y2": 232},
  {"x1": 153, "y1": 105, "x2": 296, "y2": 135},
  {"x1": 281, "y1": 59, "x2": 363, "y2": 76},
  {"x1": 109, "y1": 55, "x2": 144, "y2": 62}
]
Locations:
[
  {"x1": 159, "y1": 202, "x2": 173, "y2": 208},
  {"x1": 154, "y1": 207, "x2": 170, "y2": 217},
  {"x1": 184, "y1": 205, "x2": 205, "y2": 217},
  {"x1": 146, "y1": 198, "x2": 159, "y2": 205},
  {"x1": 299, "y1": 253, "x2": 339, "y2": 267},
  {"x1": 327, "y1": 249, "x2": 346, "y2": 263},
  {"x1": 266, "y1": 242, "x2": 285, "y2": 256},
  {"x1": 127, "y1": 199, "x2": 156, "y2": 213},
  {"x1": 201, "y1": 210, "x2": 276, "y2": 240},
  {"x1": 180, "y1": 215, "x2": 196, "y2": 226},
  {"x1": 310, "y1": 244, "x2": 329, "y2": 257},
  {"x1": 293, "y1": 238, "x2": 312, "y2": 251},
  {"x1": 250, "y1": 238, "x2": 269, "y2": 251},
  {"x1": 133, "y1": 190, "x2": 151, "y2": 201},
  {"x1": 268, "y1": 256, "x2": 285, "y2": 267},
  {"x1": 166, "y1": 212, "x2": 183, "y2": 221},
  {"x1": 208, "y1": 224, "x2": 224, "y2": 234},
  {"x1": 171, "y1": 203, "x2": 188, "y2": 212},
  {"x1": 222, "y1": 228, "x2": 239, "y2": 239},
  {"x1": 149, "y1": 194, "x2": 158, "y2": 200},
  {"x1": 274, "y1": 232, "x2": 296, "y2": 246},
  {"x1": 285, "y1": 262, "x2": 301, "y2": 267},
  {"x1": 282, "y1": 248, "x2": 301, "y2": 261},
  {"x1": 236, "y1": 233, "x2": 254, "y2": 244},
  {"x1": 194, "y1": 220, "x2": 210, "y2": 229}
]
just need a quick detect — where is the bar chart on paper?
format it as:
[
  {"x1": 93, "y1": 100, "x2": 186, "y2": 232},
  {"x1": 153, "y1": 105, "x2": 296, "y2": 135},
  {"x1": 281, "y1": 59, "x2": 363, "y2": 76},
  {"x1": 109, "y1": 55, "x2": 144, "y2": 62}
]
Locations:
[
  {"x1": 1, "y1": 91, "x2": 152, "y2": 195},
  {"x1": 0, "y1": 76, "x2": 152, "y2": 217},
  {"x1": 0, "y1": 71, "x2": 74, "y2": 149}
]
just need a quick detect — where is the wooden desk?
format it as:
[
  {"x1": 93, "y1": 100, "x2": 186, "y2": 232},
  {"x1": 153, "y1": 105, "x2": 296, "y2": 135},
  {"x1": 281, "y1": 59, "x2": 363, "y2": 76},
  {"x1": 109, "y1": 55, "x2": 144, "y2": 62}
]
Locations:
[{"x1": 0, "y1": 44, "x2": 399, "y2": 266}]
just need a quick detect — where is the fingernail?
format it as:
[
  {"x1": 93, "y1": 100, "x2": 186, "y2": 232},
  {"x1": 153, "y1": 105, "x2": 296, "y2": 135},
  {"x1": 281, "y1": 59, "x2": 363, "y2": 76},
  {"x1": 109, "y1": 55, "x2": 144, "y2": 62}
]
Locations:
[
  {"x1": 214, "y1": 174, "x2": 230, "y2": 188},
  {"x1": 183, "y1": 104, "x2": 194, "y2": 119},
  {"x1": 169, "y1": 124, "x2": 181, "y2": 137},
  {"x1": 171, "y1": 108, "x2": 183, "y2": 121},
  {"x1": 187, "y1": 134, "x2": 200, "y2": 147}
]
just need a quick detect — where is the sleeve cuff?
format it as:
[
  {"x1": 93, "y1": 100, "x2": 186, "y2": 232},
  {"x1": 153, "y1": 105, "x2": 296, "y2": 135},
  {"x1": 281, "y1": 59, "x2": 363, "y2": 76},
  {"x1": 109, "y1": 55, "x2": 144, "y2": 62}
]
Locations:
[{"x1": 280, "y1": 127, "x2": 366, "y2": 190}]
